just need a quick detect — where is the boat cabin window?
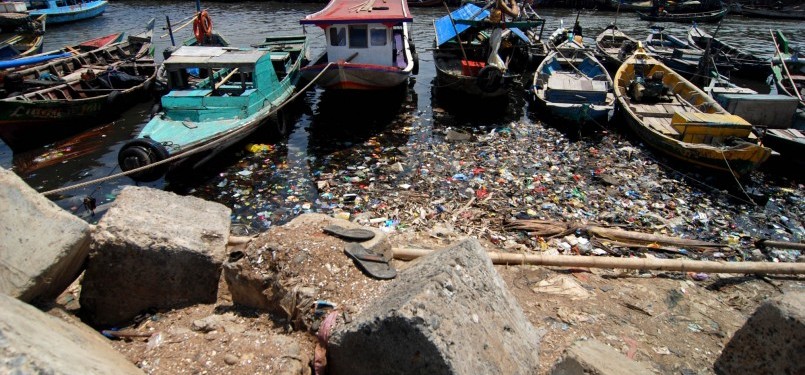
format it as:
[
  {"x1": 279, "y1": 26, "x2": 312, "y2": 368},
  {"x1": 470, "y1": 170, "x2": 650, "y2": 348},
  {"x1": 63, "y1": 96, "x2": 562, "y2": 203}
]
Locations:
[
  {"x1": 329, "y1": 27, "x2": 346, "y2": 47},
  {"x1": 349, "y1": 25, "x2": 368, "y2": 48},
  {"x1": 370, "y1": 28, "x2": 387, "y2": 46}
]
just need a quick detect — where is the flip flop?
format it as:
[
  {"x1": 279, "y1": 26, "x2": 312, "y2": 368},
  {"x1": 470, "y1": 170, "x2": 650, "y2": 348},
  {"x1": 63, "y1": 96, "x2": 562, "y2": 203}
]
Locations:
[
  {"x1": 323, "y1": 225, "x2": 375, "y2": 241},
  {"x1": 344, "y1": 243, "x2": 396, "y2": 280}
]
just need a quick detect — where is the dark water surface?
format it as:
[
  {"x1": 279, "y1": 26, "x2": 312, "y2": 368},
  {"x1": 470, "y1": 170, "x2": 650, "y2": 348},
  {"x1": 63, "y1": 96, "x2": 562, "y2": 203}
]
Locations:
[{"x1": 1, "y1": 1, "x2": 803, "y2": 228}]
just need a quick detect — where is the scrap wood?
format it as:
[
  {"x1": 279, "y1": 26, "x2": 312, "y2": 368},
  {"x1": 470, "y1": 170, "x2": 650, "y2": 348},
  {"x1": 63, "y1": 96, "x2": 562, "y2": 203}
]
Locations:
[
  {"x1": 504, "y1": 219, "x2": 726, "y2": 248},
  {"x1": 392, "y1": 247, "x2": 805, "y2": 275}
]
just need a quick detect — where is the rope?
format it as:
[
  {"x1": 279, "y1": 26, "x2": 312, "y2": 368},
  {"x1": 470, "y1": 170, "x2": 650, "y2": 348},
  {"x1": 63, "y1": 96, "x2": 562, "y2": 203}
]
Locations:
[
  {"x1": 719, "y1": 148, "x2": 757, "y2": 206},
  {"x1": 40, "y1": 62, "x2": 335, "y2": 196}
]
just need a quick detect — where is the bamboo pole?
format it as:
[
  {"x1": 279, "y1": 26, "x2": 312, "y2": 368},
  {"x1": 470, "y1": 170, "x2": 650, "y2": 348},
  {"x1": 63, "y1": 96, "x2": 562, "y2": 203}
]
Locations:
[{"x1": 393, "y1": 247, "x2": 805, "y2": 275}]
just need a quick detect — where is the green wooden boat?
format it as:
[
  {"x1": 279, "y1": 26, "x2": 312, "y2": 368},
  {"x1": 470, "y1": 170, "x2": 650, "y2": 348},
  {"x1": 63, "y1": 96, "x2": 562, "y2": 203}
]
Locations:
[{"x1": 118, "y1": 35, "x2": 307, "y2": 182}]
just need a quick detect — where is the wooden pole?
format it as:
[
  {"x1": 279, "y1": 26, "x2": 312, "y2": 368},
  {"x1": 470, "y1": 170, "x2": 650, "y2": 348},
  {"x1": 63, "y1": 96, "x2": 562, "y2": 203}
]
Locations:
[
  {"x1": 165, "y1": 16, "x2": 176, "y2": 46},
  {"x1": 443, "y1": 2, "x2": 469, "y2": 62},
  {"x1": 770, "y1": 29, "x2": 804, "y2": 102},
  {"x1": 393, "y1": 247, "x2": 805, "y2": 275}
]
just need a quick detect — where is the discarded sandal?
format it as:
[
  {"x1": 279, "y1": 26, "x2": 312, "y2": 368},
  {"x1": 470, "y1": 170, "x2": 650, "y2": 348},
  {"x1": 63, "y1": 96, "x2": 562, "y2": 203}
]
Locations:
[
  {"x1": 323, "y1": 225, "x2": 375, "y2": 241},
  {"x1": 344, "y1": 243, "x2": 396, "y2": 280}
]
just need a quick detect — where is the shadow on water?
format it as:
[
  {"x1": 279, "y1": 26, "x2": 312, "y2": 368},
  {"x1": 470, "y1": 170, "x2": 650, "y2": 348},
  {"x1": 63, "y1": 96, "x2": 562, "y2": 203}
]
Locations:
[
  {"x1": 305, "y1": 85, "x2": 411, "y2": 153},
  {"x1": 430, "y1": 78, "x2": 525, "y2": 130}
]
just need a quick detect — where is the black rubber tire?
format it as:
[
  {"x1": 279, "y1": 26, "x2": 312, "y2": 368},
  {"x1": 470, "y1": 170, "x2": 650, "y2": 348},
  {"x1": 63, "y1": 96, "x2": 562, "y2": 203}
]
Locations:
[
  {"x1": 118, "y1": 138, "x2": 170, "y2": 182},
  {"x1": 412, "y1": 51, "x2": 419, "y2": 75},
  {"x1": 476, "y1": 66, "x2": 504, "y2": 93}
]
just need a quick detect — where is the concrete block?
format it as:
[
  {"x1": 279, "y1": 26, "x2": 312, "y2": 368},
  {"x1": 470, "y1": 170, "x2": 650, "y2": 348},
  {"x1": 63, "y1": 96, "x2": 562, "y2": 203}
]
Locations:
[
  {"x1": 0, "y1": 167, "x2": 90, "y2": 302},
  {"x1": 0, "y1": 292, "x2": 143, "y2": 374},
  {"x1": 80, "y1": 186, "x2": 230, "y2": 327},
  {"x1": 715, "y1": 292, "x2": 805, "y2": 375},
  {"x1": 327, "y1": 238, "x2": 541, "y2": 375},
  {"x1": 550, "y1": 339, "x2": 653, "y2": 375}
]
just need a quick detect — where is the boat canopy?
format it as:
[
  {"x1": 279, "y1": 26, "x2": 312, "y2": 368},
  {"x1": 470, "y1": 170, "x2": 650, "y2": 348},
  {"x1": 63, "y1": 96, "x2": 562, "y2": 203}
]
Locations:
[
  {"x1": 433, "y1": 4, "x2": 530, "y2": 47},
  {"x1": 163, "y1": 46, "x2": 267, "y2": 73},
  {"x1": 300, "y1": 0, "x2": 412, "y2": 26}
]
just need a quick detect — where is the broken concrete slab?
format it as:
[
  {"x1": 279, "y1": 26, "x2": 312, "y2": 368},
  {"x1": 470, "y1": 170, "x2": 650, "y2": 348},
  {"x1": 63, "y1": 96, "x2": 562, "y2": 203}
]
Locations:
[
  {"x1": 80, "y1": 186, "x2": 230, "y2": 327},
  {"x1": 223, "y1": 213, "x2": 390, "y2": 328},
  {"x1": 0, "y1": 167, "x2": 90, "y2": 302},
  {"x1": 0, "y1": 292, "x2": 143, "y2": 375},
  {"x1": 326, "y1": 238, "x2": 541, "y2": 375},
  {"x1": 714, "y1": 292, "x2": 804, "y2": 375},
  {"x1": 550, "y1": 339, "x2": 653, "y2": 375}
]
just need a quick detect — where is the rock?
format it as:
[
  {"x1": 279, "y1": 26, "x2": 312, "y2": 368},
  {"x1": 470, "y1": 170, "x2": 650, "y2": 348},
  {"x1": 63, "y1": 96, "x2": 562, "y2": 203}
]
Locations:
[
  {"x1": 223, "y1": 354, "x2": 239, "y2": 366},
  {"x1": 714, "y1": 292, "x2": 804, "y2": 375},
  {"x1": 271, "y1": 335, "x2": 311, "y2": 375},
  {"x1": 192, "y1": 315, "x2": 223, "y2": 333},
  {"x1": 80, "y1": 186, "x2": 231, "y2": 327},
  {"x1": 327, "y1": 238, "x2": 540, "y2": 375},
  {"x1": 224, "y1": 214, "x2": 390, "y2": 325},
  {"x1": 0, "y1": 292, "x2": 143, "y2": 374},
  {"x1": 550, "y1": 340, "x2": 653, "y2": 375},
  {"x1": 0, "y1": 167, "x2": 90, "y2": 302},
  {"x1": 445, "y1": 128, "x2": 471, "y2": 142}
]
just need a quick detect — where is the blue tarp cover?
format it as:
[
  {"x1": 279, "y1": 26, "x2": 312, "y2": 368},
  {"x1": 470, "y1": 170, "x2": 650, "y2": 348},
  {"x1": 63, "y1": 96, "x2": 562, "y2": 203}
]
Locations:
[
  {"x1": 0, "y1": 52, "x2": 73, "y2": 70},
  {"x1": 434, "y1": 4, "x2": 530, "y2": 46}
]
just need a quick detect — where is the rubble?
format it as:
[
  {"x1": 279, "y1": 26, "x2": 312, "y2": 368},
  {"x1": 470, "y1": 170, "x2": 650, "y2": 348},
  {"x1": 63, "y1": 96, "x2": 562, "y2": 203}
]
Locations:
[
  {"x1": 0, "y1": 292, "x2": 143, "y2": 375},
  {"x1": 0, "y1": 167, "x2": 90, "y2": 302},
  {"x1": 714, "y1": 292, "x2": 805, "y2": 375},
  {"x1": 80, "y1": 186, "x2": 231, "y2": 327},
  {"x1": 327, "y1": 239, "x2": 541, "y2": 375},
  {"x1": 550, "y1": 339, "x2": 653, "y2": 375}
]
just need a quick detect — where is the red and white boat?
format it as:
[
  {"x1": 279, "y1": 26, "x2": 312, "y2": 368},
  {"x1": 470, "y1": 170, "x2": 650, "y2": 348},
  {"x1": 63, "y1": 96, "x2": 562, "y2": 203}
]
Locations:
[{"x1": 300, "y1": 0, "x2": 418, "y2": 90}]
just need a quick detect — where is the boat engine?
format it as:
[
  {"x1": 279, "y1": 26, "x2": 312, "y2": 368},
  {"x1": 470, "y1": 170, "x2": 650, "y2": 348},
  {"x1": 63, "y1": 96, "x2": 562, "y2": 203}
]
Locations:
[
  {"x1": 628, "y1": 71, "x2": 666, "y2": 103},
  {"x1": 118, "y1": 138, "x2": 170, "y2": 182}
]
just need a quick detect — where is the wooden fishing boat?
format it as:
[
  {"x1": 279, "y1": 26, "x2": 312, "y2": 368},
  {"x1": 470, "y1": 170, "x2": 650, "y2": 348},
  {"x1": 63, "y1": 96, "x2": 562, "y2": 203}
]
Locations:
[
  {"x1": 637, "y1": 7, "x2": 728, "y2": 23},
  {"x1": 595, "y1": 24, "x2": 638, "y2": 72},
  {"x1": 118, "y1": 36, "x2": 308, "y2": 182},
  {"x1": 0, "y1": 20, "x2": 156, "y2": 152},
  {"x1": 0, "y1": 31, "x2": 124, "y2": 71},
  {"x1": 686, "y1": 25, "x2": 768, "y2": 78},
  {"x1": 739, "y1": 5, "x2": 805, "y2": 20},
  {"x1": 433, "y1": 3, "x2": 545, "y2": 98},
  {"x1": 26, "y1": 0, "x2": 108, "y2": 24},
  {"x1": 705, "y1": 77, "x2": 804, "y2": 162},
  {"x1": 644, "y1": 26, "x2": 732, "y2": 80},
  {"x1": 608, "y1": 0, "x2": 653, "y2": 12},
  {"x1": 299, "y1": 0, "x2": 417, "y2": 90},
  {"x1": 531, "y1": 41, "x2": 614, "y2": 125},
  {"x1": 0, "y1": 14, "x2": 45, "y2": 60},
  {"x1": 613, "y1": 44, "x2": 770, "y2": 175}
]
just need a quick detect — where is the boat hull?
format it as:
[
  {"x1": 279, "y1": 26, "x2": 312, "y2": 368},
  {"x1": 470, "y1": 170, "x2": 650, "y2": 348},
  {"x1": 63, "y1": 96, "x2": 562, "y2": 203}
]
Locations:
[
  {"x1": 301, "y1": 62, "x2": 410, "y2": 90},
  {"x1": 0, "y1": 76, "x2": 155, "y2": 151},
  {"x1": 614, "y1": 50, "x2": 770, "y2": 176},
  {"x1": 29, "y1": 1, "x2": 107, "y2": 24},
  {"x1": 637, "y1": 8, "x2": 727, "y2": 23}
]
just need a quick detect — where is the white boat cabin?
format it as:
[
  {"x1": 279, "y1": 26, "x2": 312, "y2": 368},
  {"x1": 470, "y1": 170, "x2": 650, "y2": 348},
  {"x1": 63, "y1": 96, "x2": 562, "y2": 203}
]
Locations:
[{"x1": 324, "y1": 23, "x2": 404, "y2": 67}]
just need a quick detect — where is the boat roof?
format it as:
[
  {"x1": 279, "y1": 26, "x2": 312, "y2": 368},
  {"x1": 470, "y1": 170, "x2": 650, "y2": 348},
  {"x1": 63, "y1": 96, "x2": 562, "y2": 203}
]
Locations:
[
  {"x1": 163, "y1": 46, "x2": 268, "y2": 72},
  {"x1": 300, "y1": 0, "x2": 412, "y2": 26},
  {"x1": 433, "y1": 4, "x2": 529, "y2": 46}
]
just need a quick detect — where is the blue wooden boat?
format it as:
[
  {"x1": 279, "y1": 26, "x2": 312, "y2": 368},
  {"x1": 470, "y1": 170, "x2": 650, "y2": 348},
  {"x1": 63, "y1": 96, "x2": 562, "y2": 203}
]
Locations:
[
  {"x1": 25, "y1": 0, "x2": 107, "y2": 24},
  {"x1": 118, "y1": 35, "x2": 308, "y2": 182},
  {"x1": 0, "y1": 14, "x2": 45, "y2": 60},
  {"x1": 531, "y1": 40, "x2": 614, "y2": 125}
]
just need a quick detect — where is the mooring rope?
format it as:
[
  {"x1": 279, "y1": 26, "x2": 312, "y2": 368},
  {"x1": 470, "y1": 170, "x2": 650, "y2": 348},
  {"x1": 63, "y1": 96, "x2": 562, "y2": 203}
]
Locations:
[{"x1": 40, "y1": 62, "x2": 335, "y2": 196}]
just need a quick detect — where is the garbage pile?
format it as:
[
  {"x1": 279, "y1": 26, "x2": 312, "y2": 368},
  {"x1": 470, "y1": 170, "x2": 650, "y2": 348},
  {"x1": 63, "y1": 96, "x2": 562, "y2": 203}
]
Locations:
[{"x1": 197, "y1": 115, "x2": 804, "y2": 263}]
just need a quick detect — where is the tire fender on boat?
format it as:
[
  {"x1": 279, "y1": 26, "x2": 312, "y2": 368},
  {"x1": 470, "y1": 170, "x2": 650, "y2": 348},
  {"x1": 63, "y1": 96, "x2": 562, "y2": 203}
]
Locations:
[
  {"x1": 118, "y1": 138, "x2": 170, "y2": 182},
  {"x1": 476, "y1": 66, "x2": 504, "y2": 93}
]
